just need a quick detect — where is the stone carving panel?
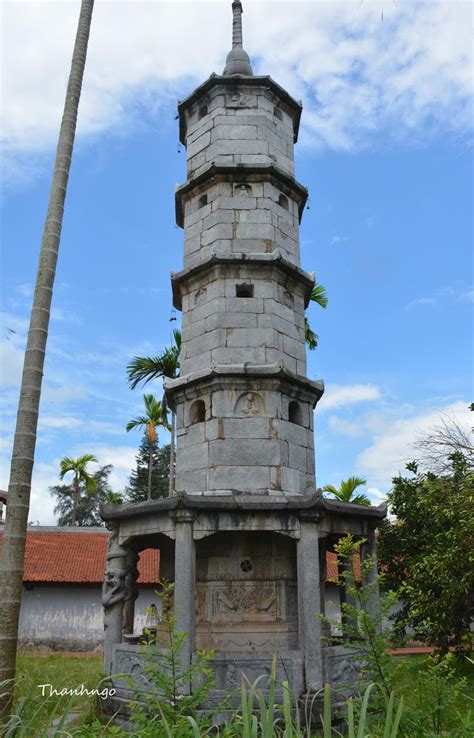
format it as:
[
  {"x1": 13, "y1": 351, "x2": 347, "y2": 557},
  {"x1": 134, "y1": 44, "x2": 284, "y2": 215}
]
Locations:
[
  {"x1": 225, "y1": 93, "x2": 257, "y2": 109},
  {"x1": 234, "y1": 391, "x2": 265, "y2": 417}
]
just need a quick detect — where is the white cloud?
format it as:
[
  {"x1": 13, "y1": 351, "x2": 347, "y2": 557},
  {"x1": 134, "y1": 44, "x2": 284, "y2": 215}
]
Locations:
[
  {"x1": 406, "y1": 297, "x2": 436, "y2": 310},
  {"x1": 328, "y1": 415, "x2": 364, "y2": 438},
  {"x1": 357, "y1": 400, "x2": 472, "y2": 488},
  {"x1": 2, "y1": 0, "x2": 472, "y2": 182},
  {"x1": 38, "y1": 416, "x2": 82, "y2": 430},
  {"x1": 320, "y1": 383, "x2": 382, "y2": 411}
]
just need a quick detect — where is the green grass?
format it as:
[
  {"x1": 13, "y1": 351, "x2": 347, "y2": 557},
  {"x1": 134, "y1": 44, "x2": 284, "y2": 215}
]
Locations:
[
  {"x1": 8, "y1": 651, "x2": 474, "y2": 737},
  {"x1": 13, "y1": 650, "x2": 104, "y2": 730}
]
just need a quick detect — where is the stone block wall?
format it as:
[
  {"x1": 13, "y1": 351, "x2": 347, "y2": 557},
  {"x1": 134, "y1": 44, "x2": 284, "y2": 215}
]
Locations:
[
  {"x1": 182, "y1": 84, "x2": 295, "y2": 178},
  {"x1": 172, "y1": 377, "x2": 317, "y2": 496},
  {"x1": 178, "y1": 263, "x2": 308, "y2": 376},
  {"x1": 181, "y1": 179, "x2": 301, "y2": 268}
]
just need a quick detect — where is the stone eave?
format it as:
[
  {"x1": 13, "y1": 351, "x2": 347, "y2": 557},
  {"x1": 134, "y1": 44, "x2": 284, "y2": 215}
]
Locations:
[
  {"x1": 101, "y1": 491, "x2": 386, "y2": 522},
  {"x1": 163, "y1": 364, "x2": 324, "y2": 404},
  {"x1": 171, "y1": 252, "x2": 315, "y2": 310},
  {"x1": 178, "y1": 74, "x2": 302, "y2": 144},
  {"x1": 175, "y1": 163, "x2": 308, "y2": 227}
]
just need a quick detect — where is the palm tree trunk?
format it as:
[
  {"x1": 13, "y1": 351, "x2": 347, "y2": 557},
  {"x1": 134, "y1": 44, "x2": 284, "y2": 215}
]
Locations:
[
  {"x1": 71, "y1": 475, "x2": 80, "y2": 526},
  {"x1": 0, "y1": 0, "x2": 94, "y2": 717},
  {"x1": 168, "y1": 410, "x2": 176, "y2": 496},
  {"x1": 147, "y1": 446, "x2": 153, "y2": 501}
]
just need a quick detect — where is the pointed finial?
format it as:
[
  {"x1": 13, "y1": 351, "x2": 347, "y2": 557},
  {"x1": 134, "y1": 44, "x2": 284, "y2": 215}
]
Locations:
[{"x1": 223, "y1": 1, "x2": 253, "y2": 76}]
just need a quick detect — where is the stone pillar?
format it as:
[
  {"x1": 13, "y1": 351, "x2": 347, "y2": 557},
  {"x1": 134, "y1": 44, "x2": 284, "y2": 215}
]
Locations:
[
  {"x1": 361, "y1": 530, "x2": 381, "y2": 633},
  {"x1": 122, "y1": 550, "x2": 139, "y2": 635},
  {"x1": 297, "y1": 520, "x2": 324, "y2": 692},
  {"x1": 339, "y1": 555, "x2": 360, "y2": 638},
  {"x1": 174, "y1": 510, "x2": 195, "y2": 683},
  {"x1": 102, "y1": 523, "x2": 128, "y2": 673}
]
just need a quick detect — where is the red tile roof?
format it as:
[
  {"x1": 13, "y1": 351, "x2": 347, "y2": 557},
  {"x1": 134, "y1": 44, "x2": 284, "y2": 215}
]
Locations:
[{"x1": 0, "y1": 529, "x2": 160, "y2": 585}]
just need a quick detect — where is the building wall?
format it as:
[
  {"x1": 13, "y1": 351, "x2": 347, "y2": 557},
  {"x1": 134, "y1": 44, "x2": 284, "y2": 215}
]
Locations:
[{"x1": 18, "y1": 584, "x2": 161, "y2": 651}]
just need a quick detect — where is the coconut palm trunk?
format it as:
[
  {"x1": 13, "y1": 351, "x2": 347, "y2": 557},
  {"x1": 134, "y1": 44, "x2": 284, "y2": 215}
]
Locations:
[
  {"x1": 147, "y1": 445, "x2": 154, "y2": 501},
  {"x1": 0, "y1": 0, "x2": 95, "y2": 716}
]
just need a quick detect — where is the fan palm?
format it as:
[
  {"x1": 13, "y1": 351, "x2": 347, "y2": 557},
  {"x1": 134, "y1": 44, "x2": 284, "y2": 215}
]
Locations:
[
  {"x1": 0, "y1": 0, "x2": 95, "y2": 715},
  {"x1": 305, "y1": 282, "x2": 328, "y2": 350},
  {"x1": 127, "y1": 330, "x2": 180, "y2": 495},
  {"x1": 126, "y1": 394, "x2": 170, "y2": 501},
  {"x1": 59, "y1": 454, "x2": 98, "y2": 526},
  {"x1": 323, "y1": 476, "x2": 371, "y2": 506}
]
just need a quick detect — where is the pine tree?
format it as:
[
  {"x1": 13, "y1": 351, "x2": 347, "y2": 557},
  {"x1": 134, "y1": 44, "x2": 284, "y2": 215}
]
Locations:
[{"x1": 126, "y1": 436, "x2": 170, "y2": 503}]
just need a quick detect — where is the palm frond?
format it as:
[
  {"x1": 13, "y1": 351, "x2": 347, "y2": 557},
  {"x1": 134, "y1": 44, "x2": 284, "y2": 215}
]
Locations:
[{"x1": 310, "y1": 282, "x2": 328, "y2": 309}]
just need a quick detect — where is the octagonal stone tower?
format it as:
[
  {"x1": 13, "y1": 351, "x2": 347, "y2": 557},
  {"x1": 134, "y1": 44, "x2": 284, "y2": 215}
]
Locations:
[
  {"x1": 166, "y1": 0, "x2": 324, "y2": 499},
  {"x1": 101, "y1": 2, "x2": 386, "y2": 712}
]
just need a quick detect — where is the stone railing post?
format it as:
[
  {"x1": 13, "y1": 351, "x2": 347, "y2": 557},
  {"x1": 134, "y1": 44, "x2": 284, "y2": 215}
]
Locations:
[
  {"x1": 297, "y1": 518, "x2": 324, "y2": 692},
  {"x1": 339, "y1": 554, "x2": 360, "y2": 638},
  {"x1": 102, "y1": 522, "x2": 128, "y2": 673},
  {"x1": 174, "y1": 510, "x2": 195, "y2": 684},
  {"x1": 361, "y1": 529, "x2": 381, "y2": 633}
]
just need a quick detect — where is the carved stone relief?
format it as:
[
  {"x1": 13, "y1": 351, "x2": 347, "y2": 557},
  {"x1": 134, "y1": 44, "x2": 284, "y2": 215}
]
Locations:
[{"x1": 234, "y1": 391, "x2": 265, "y2": 417}]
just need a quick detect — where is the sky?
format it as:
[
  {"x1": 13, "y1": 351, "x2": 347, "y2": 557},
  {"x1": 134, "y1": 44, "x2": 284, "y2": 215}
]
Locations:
[{"x1": 1, "y1": 0, "x2": 472, "y2": 524}]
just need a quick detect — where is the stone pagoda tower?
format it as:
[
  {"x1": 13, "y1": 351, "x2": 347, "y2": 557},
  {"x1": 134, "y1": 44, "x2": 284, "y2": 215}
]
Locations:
[{"x1": 101, "y1": 1, "x2": 385, "y2": 709}]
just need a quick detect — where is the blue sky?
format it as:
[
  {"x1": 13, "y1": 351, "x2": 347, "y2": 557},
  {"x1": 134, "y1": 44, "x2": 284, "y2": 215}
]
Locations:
[{"x1": 1, "y1": 0, "x2": 472, "y2": 524}]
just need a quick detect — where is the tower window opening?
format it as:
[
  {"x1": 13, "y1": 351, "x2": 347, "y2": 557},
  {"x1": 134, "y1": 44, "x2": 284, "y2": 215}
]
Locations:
[
  {"x1": 190, "y1": 399, "x2": 206, "y2": 425},
  {"x1": 289, "y1": 400, "x2": 303, "y2": 425},
  {"x1": 198, "y1": 194, "x2": 208, "y2": 209},
  {"x1": 273, "y1": 106, "x2": 283, "y2": 121},
  {"x1": 235, "y1": 183, "x2": 252, "y2": 196},
  {"x1": 278, "y1": 194, "x2": 289, "y2": 210},
  {"x1": 198, "y1": 105, "x2": 208, "y2": 119},
  {"x1": 236, "y1": 283, "x2": 254, "y2": 298}
]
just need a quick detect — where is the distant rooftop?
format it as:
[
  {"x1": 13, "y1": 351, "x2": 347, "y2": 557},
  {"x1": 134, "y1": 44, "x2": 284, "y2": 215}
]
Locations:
[{"x1": 0, "y1": 527, "x2": 160, "y2": 585}]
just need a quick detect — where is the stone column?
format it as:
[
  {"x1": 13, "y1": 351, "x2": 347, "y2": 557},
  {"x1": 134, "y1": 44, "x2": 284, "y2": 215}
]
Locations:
[
  {"x1": 361, "y1": 530, "x2": 381, "y2": 633},
  {"x1": 122, "y1": 550, "x2": 139, "y2": 635},
  {"x1": 297, "y1": 519, "x2": 324, "y2": 692},
  {"x1": 339, "y1": 554, "x2": 360, "y2": 638},
  {"x1": 102, "y1": 523, "x2": 128, "y2": 673},
  {"x1": 174, "y1": 510, "x2": 195, "y2": 684}
]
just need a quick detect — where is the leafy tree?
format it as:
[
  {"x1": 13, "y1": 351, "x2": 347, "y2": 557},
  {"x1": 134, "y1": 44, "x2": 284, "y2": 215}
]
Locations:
[
  {"x1": 50, "y1": 464, "x2": 113, "y2": 527},
  {"x1": 126, "y1": 437, "x2": 170, "y2": 503},
  {"x1": 377, "y1": 453, "x2": 474, "y2": 654},
  {"x1": 305, "y1": 282, "x2": 328, "y2": 350},
  {"x1": 0, "y1": 1, "x2": 95, "y2": 713},
  {"x1": 127, "y1": 329, "x2": 180, "y2": 495},
  {"x1": 126, "y1": 394, "x2": 169, "y2": 501},
  {"x1": 58, "y1": 453, "x2": 98, "y2": 525},
  {"x1": 323, "y1": 476, "x2": 371, "y2": 505}
]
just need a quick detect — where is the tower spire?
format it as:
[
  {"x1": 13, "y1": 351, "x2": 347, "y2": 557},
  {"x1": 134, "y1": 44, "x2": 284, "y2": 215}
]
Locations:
[{"x1": 223, "y1": 0, "x2": 253, "y2": 76}]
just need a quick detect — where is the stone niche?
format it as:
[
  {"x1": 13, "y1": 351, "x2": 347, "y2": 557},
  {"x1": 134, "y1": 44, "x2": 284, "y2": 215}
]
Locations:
[{"x1": 195, "y1": 530, "x2": 298, "y2": 652}]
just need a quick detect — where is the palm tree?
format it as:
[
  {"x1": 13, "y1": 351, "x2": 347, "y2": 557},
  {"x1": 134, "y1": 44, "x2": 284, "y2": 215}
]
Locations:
[
  {"x1": 126, "y1": 394, "x2": 170, "y2": 501},
  {"x1": 0, "y1": 0, "x2": 95, "y2": 716},
  {"x1": 305, "y1": 282, "x2": 328, "y2": 350},
  {"x1": 127, "y1": 330, "x2": 180, "y2": 495},
  {"x1": 323, "y1": 476, "x2": 371, "y2": 506},
  {"x1": 59, "y1": 454, "x2": 98, "y2": 526}
]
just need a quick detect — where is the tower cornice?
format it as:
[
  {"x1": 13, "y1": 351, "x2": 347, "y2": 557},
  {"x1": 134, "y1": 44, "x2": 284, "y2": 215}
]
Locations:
[
  {"x1": 170, "y1": 252, "x2": 316, "y2": 310},
  {"x1": 178, "y1": 74, "x2": 302, "y2": 144},
  {"x1": 175, "y1": 163, "x2": 308, "y2": 227},
  {"x1": 164, "y1": 365, "x2": 324, "y2": 407}
]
